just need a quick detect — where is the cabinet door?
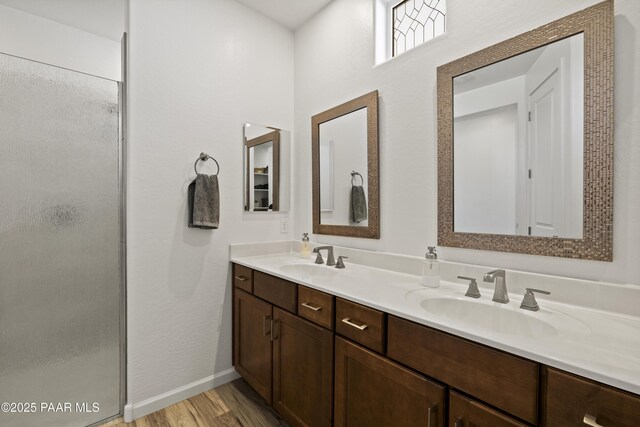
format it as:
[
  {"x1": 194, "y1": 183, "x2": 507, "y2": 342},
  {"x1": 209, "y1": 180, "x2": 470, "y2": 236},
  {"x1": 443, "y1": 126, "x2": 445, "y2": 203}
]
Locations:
[
  {"x1": 544, "y1": 368, "x2": 640, "y2": 427},
  {"x1": 233, "y1": 289, "x2": 273, "y2": 404},
  {"x1": 273, "y1": 308, "x2": 333, "y2": 427},
  {"x1": 449, "y1": 391, "x2": 528, "y2": 427},
  {"x1": 335, "y1": 336, "x2": 445, "y2": 427}
]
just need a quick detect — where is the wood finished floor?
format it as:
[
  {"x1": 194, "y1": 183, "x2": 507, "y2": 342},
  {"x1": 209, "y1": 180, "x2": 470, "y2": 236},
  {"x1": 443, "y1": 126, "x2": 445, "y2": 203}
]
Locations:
[{"x1": 100, "y1": 379, "x2": 289, "y2": 427}]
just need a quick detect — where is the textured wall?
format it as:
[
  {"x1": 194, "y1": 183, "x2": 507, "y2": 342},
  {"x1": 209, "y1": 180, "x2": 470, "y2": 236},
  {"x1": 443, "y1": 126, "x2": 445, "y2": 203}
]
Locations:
[
  {"x1": 293, "y1": 0, "x2": 640, "y2": 285},
  {"x1": 127, "y1": 0, "x2": 293, "y2": 404},
  {"x1": 0, "y1": 4, "x2": 121, "y2": 80}
]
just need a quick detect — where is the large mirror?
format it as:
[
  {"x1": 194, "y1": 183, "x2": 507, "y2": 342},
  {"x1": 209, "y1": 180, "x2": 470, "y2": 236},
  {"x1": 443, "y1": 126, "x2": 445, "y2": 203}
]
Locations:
[
  {"x1": 312, "y1": 91, "x2": 379, "y2": 238},
  {"x1": 243, "y1": 123, "x2": 290, "y2": 212},
  {"x1": 437, "y1": 0, "x2": 613, "y2": 260}
]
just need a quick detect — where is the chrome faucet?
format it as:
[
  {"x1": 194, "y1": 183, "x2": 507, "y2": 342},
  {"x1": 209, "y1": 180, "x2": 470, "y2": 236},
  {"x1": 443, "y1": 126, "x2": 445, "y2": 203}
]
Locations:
[
  {"x1": 313, "y1": 246, "x2": 336, "y2": 266},
  {"x1": 483, "y1": 269, "x2": 509, "y2": 303}
]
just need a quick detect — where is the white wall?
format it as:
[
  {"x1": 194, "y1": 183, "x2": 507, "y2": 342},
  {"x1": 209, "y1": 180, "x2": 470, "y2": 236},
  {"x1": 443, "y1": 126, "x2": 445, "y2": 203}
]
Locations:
[
  {"x1": 127, "y1": 0, "x2": 293, "y2": 414},
  {"x1": 319, "y1": 107, "x2": 368, "y2": 225},
  {"x1": 454, "y1": 105, "x2": 518, "y2": 234},
  {"x1": 0, "y1": 4, "x2": 121, "y2": 80},
  {"x1": 293, "y1": 0, "x2": 640, "y2": 285}
]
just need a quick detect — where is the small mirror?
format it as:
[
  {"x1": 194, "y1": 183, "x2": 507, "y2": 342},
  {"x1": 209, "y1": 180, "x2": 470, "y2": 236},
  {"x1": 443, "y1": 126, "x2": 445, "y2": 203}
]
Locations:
[
  {"x1": 453, "y1": 33, "x2": 584, "y2": 238},
  {"x1": 312, "y1": 91, "x2": 379, "y2": 238},
  {"x1": 243, "y1": 123, "x2": 290, "y2": 212}
]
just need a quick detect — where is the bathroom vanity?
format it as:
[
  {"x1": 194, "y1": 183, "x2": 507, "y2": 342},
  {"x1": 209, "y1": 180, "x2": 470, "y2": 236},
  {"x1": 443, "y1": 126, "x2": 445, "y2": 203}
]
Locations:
[{"x1": 230, "y1": 245, "x2": 640, "y2": 427}]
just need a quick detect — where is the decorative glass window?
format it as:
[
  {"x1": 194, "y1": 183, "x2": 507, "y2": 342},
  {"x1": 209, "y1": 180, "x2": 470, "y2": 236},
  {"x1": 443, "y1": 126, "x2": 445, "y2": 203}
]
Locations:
[{"x1": 392, "y1": 0, "x2": 446, "y2": 57}]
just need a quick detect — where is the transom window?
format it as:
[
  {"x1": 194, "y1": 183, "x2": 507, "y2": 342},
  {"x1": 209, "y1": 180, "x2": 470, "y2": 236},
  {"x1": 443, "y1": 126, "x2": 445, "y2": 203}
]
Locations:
[{"x1": 392, "y1": 0, "x2": 446, "y2": 57}]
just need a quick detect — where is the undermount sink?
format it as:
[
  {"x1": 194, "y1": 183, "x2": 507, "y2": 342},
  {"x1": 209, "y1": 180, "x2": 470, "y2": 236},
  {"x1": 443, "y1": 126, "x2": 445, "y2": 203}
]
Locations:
[
  {"x1": 420, "y1": 297, "x2": 558, "y2": 338},
  {"x1": 279, "y1": 263, "x2": 338, "y2": 278},
  {"x1": 413, "y1": 296, "x2": 591, "y2": 339}
]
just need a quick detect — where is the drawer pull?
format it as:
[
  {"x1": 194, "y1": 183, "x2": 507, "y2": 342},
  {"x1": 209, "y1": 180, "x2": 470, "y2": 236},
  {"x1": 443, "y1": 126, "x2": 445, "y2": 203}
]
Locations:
[
  {"x1": 342, "y1": 317, "x2": 368, "y2": 331},
  {"x1": 263, "y1": 316, "x2": 271, "y2": 337},
  {"x1": 427, "y1": 403, "x2": 437, "y2": 427},
  {"x1": 235, "y1": 275, "x2": 248, "y2": 282},
  {"x1": 301, "y1": 302, "x2": 322, "y2": 311},
  {"x1": 583, "y1": 414, "x2": 603, "y2": 427},
  {"x1": 271, "y1": 319, "x2": 280, "y2": 341},
  {"x1": 454, "y1": 417, "x2": 463, "y2": 427}
]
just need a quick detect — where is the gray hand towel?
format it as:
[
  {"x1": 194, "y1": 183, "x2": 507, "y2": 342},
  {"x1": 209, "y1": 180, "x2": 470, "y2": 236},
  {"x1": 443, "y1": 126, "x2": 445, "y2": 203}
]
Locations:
[
  {"x1": 350, "y1": 185, "x2": 367, "y2": 223},
  {"x1": 188, "y1": 174, "x2": 219, "y2": 229}
]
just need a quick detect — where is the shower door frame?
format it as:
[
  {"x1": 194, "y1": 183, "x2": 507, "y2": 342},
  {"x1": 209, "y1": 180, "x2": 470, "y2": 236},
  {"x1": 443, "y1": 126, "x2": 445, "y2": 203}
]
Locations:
[
  {"x1": 113, "y1": 31, "x2": 128, "y2": 426},
  {"x1": 0, "y1": 32, "x2": 128, "y2": 427}
]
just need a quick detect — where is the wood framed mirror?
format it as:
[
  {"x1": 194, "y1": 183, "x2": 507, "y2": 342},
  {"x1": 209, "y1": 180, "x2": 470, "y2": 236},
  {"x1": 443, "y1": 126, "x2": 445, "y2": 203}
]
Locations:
[
  {"x1": 437, "y1": 0, "x2": 613, "y2": 260},
  {"x1": 312, "y1": 90, "x2": 379, "y2": 238},
  {"x1": 244, "y1": 125, "x2": 281, "y2": 212}
]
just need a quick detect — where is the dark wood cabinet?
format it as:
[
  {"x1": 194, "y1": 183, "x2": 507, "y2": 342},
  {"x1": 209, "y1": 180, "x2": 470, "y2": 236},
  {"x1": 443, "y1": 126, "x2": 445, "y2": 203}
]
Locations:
[
  {"x1": 543, "y1": 368, "x2": 640, "y2": 427},
  {"x1": 298, "y1": 285, "x2": 334, "y2": 330},
  {"x1": 231, "y1": 264, "x2": 640, "y2": 427},
  {"x1": 449, "y1": 390, "x2": 527, "y2": 427},
  {"x1": 387, "y1": 315, "x2": 538, "y2": 424},
  {"x1": 273, "y1": 308, "x2": 333, "y2": 427},
  {"x1": 334, "y1": 336, "x2": 445, "y2": 427},
  {"x1": 233, "y1": 264, "x2": 253, "y2": 293},
  {"x1": 254, "y1": 270, "x2": 297, "y2": 313},
  {"x1": 335, "y1": 297, "x2": 386, "y2": 353},
  {"x1": 233, "y1": 289, "x2": 273, "y2": 404}
]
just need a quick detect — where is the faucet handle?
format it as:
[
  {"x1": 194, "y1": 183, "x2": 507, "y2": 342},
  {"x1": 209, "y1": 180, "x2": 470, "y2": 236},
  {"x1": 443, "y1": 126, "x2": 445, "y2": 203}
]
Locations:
[
  {"x1": 457, "y1": 276, "x2": 481, "y2": 299},
  {"x1": 336, "y1": 256, "x2": 348, "y2": 269},
  {"x1": 520, "y1": 288, "x2": 551, "y2": 311},
  {"x1": 314, "y1": 252, "x2": 324, "y2": 264}
]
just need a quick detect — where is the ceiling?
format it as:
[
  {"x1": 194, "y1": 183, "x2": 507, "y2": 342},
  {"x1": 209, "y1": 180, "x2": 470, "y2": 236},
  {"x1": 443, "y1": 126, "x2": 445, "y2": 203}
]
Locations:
[
  {"x1": 454, "y1": 47, "x2": 544, "y2": 94},
  {"x1": 0, "y1": 0, "x2": 126, "y2": 41},
  {"x1": 234, "y1": 0, "x2": 333, "y2": 30}
]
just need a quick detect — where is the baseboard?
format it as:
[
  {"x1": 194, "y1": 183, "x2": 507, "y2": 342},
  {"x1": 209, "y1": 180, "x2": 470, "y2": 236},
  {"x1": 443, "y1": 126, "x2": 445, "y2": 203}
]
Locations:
[{"x1": 123, "y1": 368, "x2": 241, "y2": 422}]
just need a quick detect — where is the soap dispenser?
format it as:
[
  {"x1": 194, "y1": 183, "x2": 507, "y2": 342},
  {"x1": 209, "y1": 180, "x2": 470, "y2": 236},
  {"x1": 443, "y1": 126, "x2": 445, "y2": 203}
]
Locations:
[
  {"x1": 422, "y1": 246, "x2": 440, "y2": 288},
  {"x1": 300, "y1": 233, "x2": 312, "y2": 259}
]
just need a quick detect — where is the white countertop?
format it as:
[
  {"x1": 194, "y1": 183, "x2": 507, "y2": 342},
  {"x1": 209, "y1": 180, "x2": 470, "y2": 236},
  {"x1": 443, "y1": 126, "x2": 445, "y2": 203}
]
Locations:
[{"x1": 231, "y1": 250, "x2": 640, "y2": 396}]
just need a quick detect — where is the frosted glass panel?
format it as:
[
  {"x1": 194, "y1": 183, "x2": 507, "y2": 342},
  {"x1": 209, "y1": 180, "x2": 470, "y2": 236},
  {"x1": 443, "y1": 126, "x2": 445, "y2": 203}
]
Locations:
[{"x1": 0, "y1": 53, "x2": 121, "y2": 426}]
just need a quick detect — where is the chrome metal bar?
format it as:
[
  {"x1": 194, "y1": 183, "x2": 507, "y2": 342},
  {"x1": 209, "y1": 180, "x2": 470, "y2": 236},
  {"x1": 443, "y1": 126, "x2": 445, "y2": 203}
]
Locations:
[
  {"x1": 342, "y1": 318, "x2": 368, "y2": 331},
  {"x1": 234, "y1": 275, "x2": 248, "y2": 282},
  {"x1": 263, "y1": 316, "x2": 271, "y2": 337},
  {"x1": 301, "y1": 302, "x2": 322, "y2": 311},
  {"x1": 583, "y1": 414, "x2": 603, "y2": 426},
  {"x1": 427, "y1": 403, "x2": 437, "y2": 427}
]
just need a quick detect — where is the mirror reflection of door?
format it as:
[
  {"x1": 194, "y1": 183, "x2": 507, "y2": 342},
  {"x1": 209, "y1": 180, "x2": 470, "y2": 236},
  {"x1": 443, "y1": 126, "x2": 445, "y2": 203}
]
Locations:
[
  {"x1": 453, "y1": 33, "x2": 583, "y2": 239},
  {"x1": 245, "y1": 128, "x2": 280, "y2": 211},
  {"x1": 319, "y1": 107, "x2": 368, "y2": 226}
]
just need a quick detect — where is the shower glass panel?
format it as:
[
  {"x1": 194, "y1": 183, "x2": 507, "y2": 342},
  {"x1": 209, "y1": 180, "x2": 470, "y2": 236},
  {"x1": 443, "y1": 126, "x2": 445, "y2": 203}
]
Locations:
[{"x1": 0, "y1": 53, "x2": 122, "y2": 426}]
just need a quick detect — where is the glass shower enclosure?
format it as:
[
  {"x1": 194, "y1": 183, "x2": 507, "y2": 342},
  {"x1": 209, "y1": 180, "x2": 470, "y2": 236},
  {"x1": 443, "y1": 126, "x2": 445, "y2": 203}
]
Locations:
[{"x1": 0, "y1": 52, "x2": 124, "y2": 426}]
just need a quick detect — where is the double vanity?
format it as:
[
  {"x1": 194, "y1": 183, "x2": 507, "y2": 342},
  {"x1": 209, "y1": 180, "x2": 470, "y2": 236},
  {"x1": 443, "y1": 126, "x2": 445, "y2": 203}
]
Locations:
[
  {"x1": 230, "y1": 242, "x2": 640, "y2": 427},
  {"x1": 232, "y1": 2, "x2": 633, "y2": 426}
]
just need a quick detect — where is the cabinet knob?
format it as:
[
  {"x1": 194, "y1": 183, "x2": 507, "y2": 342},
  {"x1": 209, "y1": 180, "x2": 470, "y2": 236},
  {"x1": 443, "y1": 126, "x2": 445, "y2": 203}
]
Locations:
[
  {"x1": 454, "y1": 417, "x2": 464, "y2": 427},
  {"x1": 583, "y1": 414, "x2": 604, "y2": 427}
]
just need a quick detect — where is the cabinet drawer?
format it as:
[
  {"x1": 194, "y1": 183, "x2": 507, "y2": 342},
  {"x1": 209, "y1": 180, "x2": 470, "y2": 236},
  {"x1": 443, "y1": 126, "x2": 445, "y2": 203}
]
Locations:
[
  {"x1": 449, "y1": 390, "x2": 527, "y2": 427},
  {"x1": 387, "y1": 316, "x2": 538, "y2": 424},
  {"x1": 335, "y1": 298, "x2": 385, "y2": 353},
  {"x1": 253, "y1": 271, "x2": 297, "y2": 313},
  {"x1": 298, "y1": 286, "x2": 334, "y2": 330},
  {"x1": 233, "y1": 264, "x2": 253, "y2": 293},
  {"x1": 544, "y1": 368, "x2": 640, "y2": 427}
]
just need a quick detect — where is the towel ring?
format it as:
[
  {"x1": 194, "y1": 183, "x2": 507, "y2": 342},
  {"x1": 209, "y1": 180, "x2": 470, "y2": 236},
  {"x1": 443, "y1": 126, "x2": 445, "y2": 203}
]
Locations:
[
  {"x1": 351, "y1": 171, "x2": 364, "y2": 186},
  {"x1": 194, "y1": 152, "x2": 220, "y2": 176}
]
